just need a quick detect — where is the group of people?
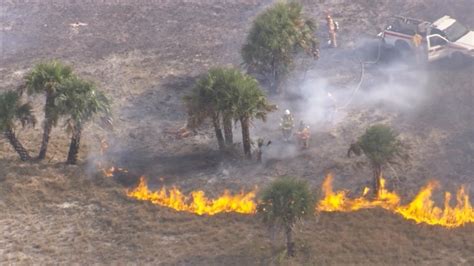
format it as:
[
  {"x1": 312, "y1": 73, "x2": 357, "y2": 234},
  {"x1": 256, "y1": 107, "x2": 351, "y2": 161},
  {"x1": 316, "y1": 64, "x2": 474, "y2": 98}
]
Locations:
[
  {"x1": 279, "y1": 109, "x2": 311, "y2": 149},
  {"x1": 255, "y1": 109, "x2": 310, "y2": 163}
]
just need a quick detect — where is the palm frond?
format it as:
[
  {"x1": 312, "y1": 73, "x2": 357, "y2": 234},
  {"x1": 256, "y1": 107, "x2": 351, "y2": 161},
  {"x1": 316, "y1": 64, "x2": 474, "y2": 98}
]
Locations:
[
  {"x1": 16, "y1": 103, "x2": 37, "y2": 128},
  {"x1": 0, "y1": 91, "x2": 36, "y2": 131},
  {"x1": 55, "y1": 76, "x2": 111, "y2": 133},
  {"x1": 24, "y1": 60, "x2": 73, "y2": 95}
]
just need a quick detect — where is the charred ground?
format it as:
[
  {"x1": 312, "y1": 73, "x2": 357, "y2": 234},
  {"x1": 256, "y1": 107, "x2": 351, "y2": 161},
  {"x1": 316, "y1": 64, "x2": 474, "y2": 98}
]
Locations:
[{"x1": 1, "y1": 0, "x2": 473, "y2": 264}]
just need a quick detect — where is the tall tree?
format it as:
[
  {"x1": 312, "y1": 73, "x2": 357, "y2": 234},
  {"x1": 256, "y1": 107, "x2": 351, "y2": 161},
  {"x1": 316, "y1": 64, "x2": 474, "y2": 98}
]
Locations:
[
  {"x1": 232, "y1": 74, "x2": 276, "y2": 159},
  {"x1": 55, "y1": 77, "x2": 111, "y2": 165},
  {"x1": 348, "y1": 124, "x2": 409, "y2": 196},
  {"x1": 216, "y1": 70, "x2": 240, "y2": 147},
  {"x1": 242, "y1": 1, "x2": 318, "y2": 93},
  {"x1": 184, "y1": 69, "x2": 226, "y2": 150},
  {"x1": 24, "y1": 60, "x2": 73, "y2": 160},
  {"x1": 258, "y1": 177, "x2": 314, "y2": 257},
  {"x1": 0, "y1": 91, "x2": 36, "y2": 161},
  {"x1": 208, "y1": 68, "x2": 241, "y2": 147},
  {"x1": 185, "y1": 67, "x2": 275, "y2": 157}
]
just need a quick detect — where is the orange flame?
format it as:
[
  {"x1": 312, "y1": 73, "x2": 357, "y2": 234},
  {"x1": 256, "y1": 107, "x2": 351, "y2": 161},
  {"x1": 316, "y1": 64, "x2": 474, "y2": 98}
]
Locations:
[
  {"x1": 396, "y1": 182, "x2": 474, "y2": 227},
  {"x1": 103, "y1": 167, "x2": 115, "y2": 177},
  {"x1": 318, "y1": 174, "x2": 474, "y2": 228},
  {"x1": 102, "y1": 166, "x2": 128, "y2": 177},
  {"x1": 126, "y1": 177, "x2": 257, "y2": 215},
  {"x1": 317, "y1": 174, "x2": 400, "y2": 211}
]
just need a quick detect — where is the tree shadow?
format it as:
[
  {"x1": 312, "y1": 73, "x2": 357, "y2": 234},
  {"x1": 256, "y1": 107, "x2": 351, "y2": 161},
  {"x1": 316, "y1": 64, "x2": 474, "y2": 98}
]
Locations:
[
  {"x1": 101, "y1": 72, "x2": 265, "y2": 184},
  {"x1": 120, "y1": 74, "x2": 197, "y2": 122}
]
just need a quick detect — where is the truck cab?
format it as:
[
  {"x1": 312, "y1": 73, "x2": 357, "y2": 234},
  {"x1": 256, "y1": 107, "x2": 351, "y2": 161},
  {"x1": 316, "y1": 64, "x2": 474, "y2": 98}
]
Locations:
[{"x1": 380, "y1": 16, "x2": 474, "y2": 62}]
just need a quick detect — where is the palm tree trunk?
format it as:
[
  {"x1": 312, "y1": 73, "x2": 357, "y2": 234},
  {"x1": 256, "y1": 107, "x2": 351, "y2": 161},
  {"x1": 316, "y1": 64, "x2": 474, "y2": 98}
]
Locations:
[
  {"x1": 66, "y1": 125, "x2": 82, "y2": 165},
  {"x1": 269, "y1": 58, "x2": 278, "y2": 94},
  {"x1": 38, "y1": 94, "x2": 54, "y2": 160},
  {"x1": 240, "y1": 116, "x2": 251, "y2": 159},
  {"x1": 38, "y1": 118, "x2": 52, "y2": 160},
  {"x1": 4, "y1": 128, "x2": 31, "y2": 161},
  {"x1": 274, "y1": 69, "x2": 281, "y2": 94},
  {"x1": 285, "y1": 225, "x2": 295, "y2": 257},
  {"x1": 373, "y1": 164, "x2": 382, "y2": 197},
  {"x1": 212, "y1": 113, "x2": 225, "y2": 150},
  {"x1": 223, "y1": 113, "x2": 233, "y2": 146}
]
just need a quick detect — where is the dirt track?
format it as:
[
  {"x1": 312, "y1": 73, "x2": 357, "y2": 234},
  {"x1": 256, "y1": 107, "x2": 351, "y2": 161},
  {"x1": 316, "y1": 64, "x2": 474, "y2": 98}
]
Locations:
[{"x1": 1, "y1": 0, "x2": 474, "y2": 264}]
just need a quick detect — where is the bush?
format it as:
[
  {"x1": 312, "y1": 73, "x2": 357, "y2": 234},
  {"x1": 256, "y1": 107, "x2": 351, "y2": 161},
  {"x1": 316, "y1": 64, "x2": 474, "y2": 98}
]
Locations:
[{"x1": 257, "y1": 177, "x2": 315, "y2": 257}]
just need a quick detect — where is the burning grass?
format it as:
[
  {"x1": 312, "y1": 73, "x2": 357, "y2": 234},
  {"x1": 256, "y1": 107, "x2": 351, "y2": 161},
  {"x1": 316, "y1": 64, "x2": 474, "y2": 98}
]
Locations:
[
  {"x1": 126, "y1": 177, "x2": 257, "y2": 215},
  {"x1": 123, "y1": 173, "x2": 474, "y2": 228},
  {"x1": 318, "y1": 174, "x2": 474, "y2": 228},
  {"x1": 102, "y1": 166, "x2": 128, "y2": 177}
]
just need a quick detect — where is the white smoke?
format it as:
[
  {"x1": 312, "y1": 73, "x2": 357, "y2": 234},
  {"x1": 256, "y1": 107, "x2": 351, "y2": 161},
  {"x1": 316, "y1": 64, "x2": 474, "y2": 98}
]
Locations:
[
  {"x1": 293, "y1": 47, "x2": 429, "y2": 129},
  {"x1": 251, "y1": 41, "x2": 430, "y2": 161}
]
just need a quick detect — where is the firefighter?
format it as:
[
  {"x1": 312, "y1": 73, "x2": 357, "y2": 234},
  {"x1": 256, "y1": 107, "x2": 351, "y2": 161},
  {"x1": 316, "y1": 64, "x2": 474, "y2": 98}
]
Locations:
[
  {"x1": 326, "y1": 13, "x2": 338, "y2": 48},
  {"x1": 412, "y1": 33, "x2": 422, "y2": 47},
  {"x1": 280, "y1": 109, "x2": 294, "y2": 142},
  {"x1": 296, "y1": 121, "x2": 310, "y2": 149},
  {"x1": 412, "y1": 32, "x2": 424, "y2": 64}
]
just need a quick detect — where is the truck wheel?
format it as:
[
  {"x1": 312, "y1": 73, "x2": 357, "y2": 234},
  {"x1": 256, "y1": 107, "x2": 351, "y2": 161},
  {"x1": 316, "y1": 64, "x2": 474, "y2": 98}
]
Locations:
[
  {"x1": 394, "y1": 40, "x2": 413, "y2": 62},
  {"x1": 395, "y1": 40, "x2": 411, "y2": 51}
]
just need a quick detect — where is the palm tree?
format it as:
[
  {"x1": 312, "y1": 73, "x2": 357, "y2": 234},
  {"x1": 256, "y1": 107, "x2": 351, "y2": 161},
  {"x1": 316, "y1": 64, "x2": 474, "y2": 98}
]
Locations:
[
  {"x1": 348, "y1": 124, "x2": 409, "y2": 196},
  {"x1": 233, "y1": 75, "x2": 276, "y2": 159},
  {"x1": 242, "y1": 1, "x2": 318, "y2": 93},
  {"x1": 185, "y1": 68, "x2": 245, "y2": 150},
  {"x1": 55, "y1": 77, "x2": 111, "y2": 164},
  {"x1": 214, "y1": 69, "x2": 241, "y2": 147},
  {"x1": 184, "y1": 70, "x2": 226, "y2": 150},
  {"x1": 0, "y1": 91, "x2": 36, "y2": 161},
  {"x1": 24, "y1": 60, "x2": 73, "y2": 160},
  {"x1": 258, "y1": 177, "x2": 314, "y2": 257},
  {"x1": 185, "y1": 67, "x2": 275, "y2": 157}
]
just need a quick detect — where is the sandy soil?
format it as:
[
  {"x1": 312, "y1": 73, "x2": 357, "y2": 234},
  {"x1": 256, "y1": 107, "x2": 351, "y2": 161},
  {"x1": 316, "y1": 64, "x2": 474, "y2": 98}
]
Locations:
[{"x1": 1, "y1": 0, "x2": 474, "y2": 264}]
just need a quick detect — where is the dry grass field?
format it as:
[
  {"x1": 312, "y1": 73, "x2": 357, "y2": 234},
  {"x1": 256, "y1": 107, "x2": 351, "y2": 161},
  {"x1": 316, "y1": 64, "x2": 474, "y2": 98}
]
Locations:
[{"x1": 1, "y1": 0, "x2": 473, "y2": 264}]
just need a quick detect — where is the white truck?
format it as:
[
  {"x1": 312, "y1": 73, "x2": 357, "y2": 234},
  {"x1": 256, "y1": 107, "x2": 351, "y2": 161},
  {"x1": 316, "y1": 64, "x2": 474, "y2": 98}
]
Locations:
[{"x1": 379, "y1": 15, "x2": 474, "y2": 62}]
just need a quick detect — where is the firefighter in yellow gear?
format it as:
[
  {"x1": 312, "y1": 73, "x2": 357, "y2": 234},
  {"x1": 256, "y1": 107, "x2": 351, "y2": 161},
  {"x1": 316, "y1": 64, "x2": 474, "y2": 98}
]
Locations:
[
  {"x1": 412, "y1": 33, "x2": 424, "y2": 63},
  {"x1": 296, "y1": 121, "x2": 310, "y2": 149},
  {"x1": 412, "y1": 33, "x2": 422, "y2": 47},
  {"x1": 326, "y1": 13, "x2": 338, "y2": 48},
  {"x1": 280, "y1": 109, "x2": 295, "y2": 142}
]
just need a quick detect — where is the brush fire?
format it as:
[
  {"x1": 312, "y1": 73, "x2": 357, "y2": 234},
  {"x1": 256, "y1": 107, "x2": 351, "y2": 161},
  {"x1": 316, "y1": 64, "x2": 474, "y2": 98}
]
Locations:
[
  {"x1": 119, "y1": 172, "x2": 473, "y2": 228},
  {"x1": 126, "y1": 177, "x2": 257, "y2": 215},
  {"x1": 317, "y1": 174, "x2": 474, "y2": 228},
  {"x1": 102, "y1": 166, "x2": 128, "y2": 177}
]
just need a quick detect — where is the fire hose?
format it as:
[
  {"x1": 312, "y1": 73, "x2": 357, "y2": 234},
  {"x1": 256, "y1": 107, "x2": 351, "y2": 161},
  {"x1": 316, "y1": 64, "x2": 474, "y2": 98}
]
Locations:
[{"x1": 338, "y1": 38, "x2": 383, "y2": 110}]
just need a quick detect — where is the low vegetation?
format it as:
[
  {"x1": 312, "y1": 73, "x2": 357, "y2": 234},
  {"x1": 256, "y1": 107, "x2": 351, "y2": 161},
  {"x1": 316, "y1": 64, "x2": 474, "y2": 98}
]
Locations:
[
  {"x1": 348, "y1": 124, "x2": 409, "y2": 195},
  {"x1": 257, "y1": 177, "x2": 315, "y2": 257}
]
